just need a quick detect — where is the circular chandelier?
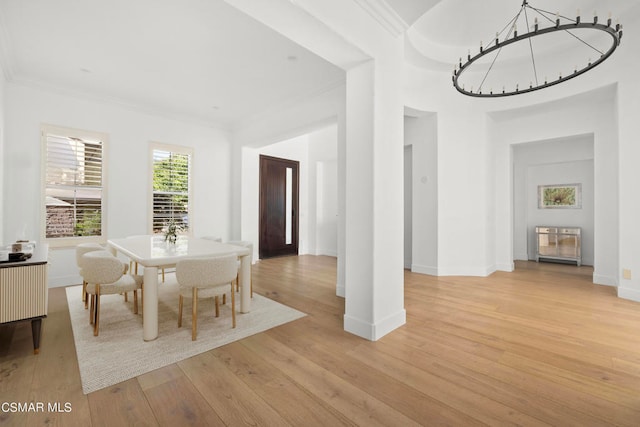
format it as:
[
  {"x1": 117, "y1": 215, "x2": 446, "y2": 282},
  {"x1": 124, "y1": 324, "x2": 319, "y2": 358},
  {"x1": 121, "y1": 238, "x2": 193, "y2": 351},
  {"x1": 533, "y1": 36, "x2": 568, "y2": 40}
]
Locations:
[{"x1": 452, "y1": 1, "x2": 623, "y2": 97}]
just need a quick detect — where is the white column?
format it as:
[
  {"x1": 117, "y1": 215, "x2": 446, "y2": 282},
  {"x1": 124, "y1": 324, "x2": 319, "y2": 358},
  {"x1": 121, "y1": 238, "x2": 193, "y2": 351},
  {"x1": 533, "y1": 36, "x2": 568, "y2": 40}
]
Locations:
[
  {"x1": 343, "y1": 49, "x2": 406, "y2": 341},
  {"x1": 617, "y1": 77, "x2": 640, "y2": 301}
]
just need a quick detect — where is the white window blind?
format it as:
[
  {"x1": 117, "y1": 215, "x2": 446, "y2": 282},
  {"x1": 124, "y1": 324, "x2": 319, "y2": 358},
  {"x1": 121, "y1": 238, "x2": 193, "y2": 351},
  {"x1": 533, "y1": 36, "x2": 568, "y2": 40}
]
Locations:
[
  {"x1": 152, "y1": 147, "x2": 191, "y2": 234},
  {"x1": 44, "y1": 130, "x2": 104, "y2": 241}
]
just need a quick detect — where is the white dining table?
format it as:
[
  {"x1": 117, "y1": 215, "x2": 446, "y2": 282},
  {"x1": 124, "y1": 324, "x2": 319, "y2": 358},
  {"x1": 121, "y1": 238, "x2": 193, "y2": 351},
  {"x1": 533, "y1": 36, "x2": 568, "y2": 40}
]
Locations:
[{"x1": 107, "y1": 235, "x2": 251, "y2": 341}]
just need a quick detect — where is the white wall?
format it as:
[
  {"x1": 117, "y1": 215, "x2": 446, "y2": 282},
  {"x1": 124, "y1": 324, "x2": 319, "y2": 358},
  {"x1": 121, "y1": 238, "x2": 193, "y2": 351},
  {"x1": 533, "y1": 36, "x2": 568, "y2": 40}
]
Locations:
[
  {"x1": 405, "y1": 65, "x2": 495, "y2": 276},
  {"x1": 3, "y1": 83, "x2": 233, "y2": 287},
  {"x1": 439, "y1": 105, "x2": 491, "y2": 276},
  {"x1": 615, "y1": 7, "x2": 640, "y2": 301},
  {"x1": 316, "y1": 159, "x2": 338, "y2": 256},
  {"x1": 513, "y1": 136, "x2": 595, "y2": 265},
  {"x1": 308, "y1": 124, "x2": 338, "y2": 256},
  {"x1": 0, "y1": 66, "x2": 5, "y2": 245}
]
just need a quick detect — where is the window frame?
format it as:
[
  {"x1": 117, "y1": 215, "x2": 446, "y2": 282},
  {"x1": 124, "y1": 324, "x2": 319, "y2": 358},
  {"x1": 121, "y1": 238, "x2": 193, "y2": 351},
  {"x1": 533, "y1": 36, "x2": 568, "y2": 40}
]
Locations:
[
  {"x1": 149, "y1": 142, "x2": 193, "y2": 236},
  {"x1": 41, "y1": 124, "x2": 108, "y2": 248}
]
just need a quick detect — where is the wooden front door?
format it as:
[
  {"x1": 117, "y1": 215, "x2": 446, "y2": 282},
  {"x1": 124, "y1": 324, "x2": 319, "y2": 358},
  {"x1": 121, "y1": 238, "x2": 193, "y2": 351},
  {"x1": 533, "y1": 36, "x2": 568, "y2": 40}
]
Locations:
[{"x1": 259, "y1": 155, "x2": 299, "y2": 259}]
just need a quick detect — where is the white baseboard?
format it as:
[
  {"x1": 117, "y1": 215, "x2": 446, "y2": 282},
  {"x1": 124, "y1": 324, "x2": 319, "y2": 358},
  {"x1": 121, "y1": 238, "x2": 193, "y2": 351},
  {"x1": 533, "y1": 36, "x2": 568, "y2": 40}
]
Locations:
[
  {"x1": 317, "y1": 249, "x2": 338, "y2": 257},
  {"x1": 496, "y1": 262, "x2": 514, "y2": 272},
  {"x1": 437, "y1": 265, "x2": 495, "y2": 277},
  {"x1": 411, "y1": 264, "x2": 438, "y2": 276},
  {"x1": 593, "y1": 273, "x2": 617, "y2": 287},
  {"x1": 618, "y1": 286, "x2": 640, "y2": 302},
  {"x1": 336, "y1": 284, "x2": 345, "y2": 298},
  {"x1": 344, "y1": 308, "x2": 406, "y2": 341},
  {"x1": 411, "y1": 263, "x2": 502, "y2": 277}
]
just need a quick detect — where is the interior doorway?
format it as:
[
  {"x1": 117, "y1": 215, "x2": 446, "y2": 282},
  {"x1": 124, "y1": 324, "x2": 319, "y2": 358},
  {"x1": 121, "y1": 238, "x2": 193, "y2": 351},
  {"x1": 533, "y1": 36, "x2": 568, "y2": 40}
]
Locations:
[{"x1": 259, "y1": 155, "x2": 300, "y2": 258}]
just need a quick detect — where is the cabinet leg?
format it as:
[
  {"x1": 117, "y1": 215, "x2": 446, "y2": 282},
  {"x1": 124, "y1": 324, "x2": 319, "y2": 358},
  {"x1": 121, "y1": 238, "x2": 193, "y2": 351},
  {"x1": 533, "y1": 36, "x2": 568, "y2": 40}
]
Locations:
[{"x1": 31, "y1": 318, "x2": 42, "y2": 355}]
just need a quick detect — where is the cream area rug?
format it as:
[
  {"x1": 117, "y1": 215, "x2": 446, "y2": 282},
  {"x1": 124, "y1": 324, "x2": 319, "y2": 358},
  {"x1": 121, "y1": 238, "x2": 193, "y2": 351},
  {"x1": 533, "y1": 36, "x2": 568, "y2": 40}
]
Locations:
[{"x1": 66, "y1": 274, "x2": 305, "y2": 394}]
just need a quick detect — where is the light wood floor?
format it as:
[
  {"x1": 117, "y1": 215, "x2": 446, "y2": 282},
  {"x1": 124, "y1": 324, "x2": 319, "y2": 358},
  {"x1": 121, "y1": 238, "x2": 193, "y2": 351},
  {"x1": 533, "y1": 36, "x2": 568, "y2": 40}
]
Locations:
[{"x1": 2, "y1": 256, "x2": 640, "y2": 426}]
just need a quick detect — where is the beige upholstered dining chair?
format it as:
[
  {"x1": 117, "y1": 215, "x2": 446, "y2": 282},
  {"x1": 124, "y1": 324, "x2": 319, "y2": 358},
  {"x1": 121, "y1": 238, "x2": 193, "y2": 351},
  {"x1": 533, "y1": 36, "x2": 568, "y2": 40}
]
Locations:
[
  {"x1": 75, "y1": 243, "x2": 105, "y2": 308},
  {"x1": 176, "y1": 255, "x2": 237, "y2": 341},
  {"x1": 76, "y1": 243, "x2": 130, "y2": 308},
  {"x1": 202, "y1": 236, "x2": 227, "y2": 303},
  {"x1": 80, "y1": 250, "x2": 143, "y2": 336}
]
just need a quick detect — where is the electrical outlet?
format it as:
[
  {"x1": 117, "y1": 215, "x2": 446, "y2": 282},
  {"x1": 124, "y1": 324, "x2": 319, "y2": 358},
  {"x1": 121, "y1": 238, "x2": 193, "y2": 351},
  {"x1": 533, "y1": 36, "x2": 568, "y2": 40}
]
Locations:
[{"x1": 623, "y1": 269, "x2": 632, "y2": 280}]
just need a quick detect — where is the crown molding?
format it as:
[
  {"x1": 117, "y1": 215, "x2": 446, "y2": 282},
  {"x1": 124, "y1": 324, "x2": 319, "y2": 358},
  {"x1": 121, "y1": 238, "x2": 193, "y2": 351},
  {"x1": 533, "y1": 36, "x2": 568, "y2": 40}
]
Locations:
[{"x1": 351, "y1": 0, "x2": 408, "y2": 37}]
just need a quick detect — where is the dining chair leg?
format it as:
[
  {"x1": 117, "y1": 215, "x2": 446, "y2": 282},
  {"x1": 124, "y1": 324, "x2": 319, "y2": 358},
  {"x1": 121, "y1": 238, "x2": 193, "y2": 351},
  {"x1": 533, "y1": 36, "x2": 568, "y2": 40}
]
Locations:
[
  {"x1": 231, "y1": 282, "x2": 236, "y2": 328},
  {"x1": 222, "y1": 293, "x2": 226, "y2": 305},
  {"x1": 93, "y1": 296, "x2": 97, "y2": 326},
  {"x1": 89, "y1": 294, "x2": 95, "y2": 324},
  {"x1": 94, "y1": 292, "x2": 101, "y2": 337},
  {"x1": 178, "y1": 295, "x2": 183, "y2": 327},
  {"x1": 84, "y1": 281, "x2": 90, "y2": 309},
  {"x1": 133, "y1": 290, "x2": 138, "y2": 315},
  {"x1": 162, "y1": 268, "x2": 165, "y2": 283},
  {"x1": 192, "y1": 288, "x2": 198, "y2": 341},
  {"x1": 124, "y1": 292, "x2": 128, "y2": 302},
  {"x1": 215, "y1": 296, "x2": 220, "y2": 318}
]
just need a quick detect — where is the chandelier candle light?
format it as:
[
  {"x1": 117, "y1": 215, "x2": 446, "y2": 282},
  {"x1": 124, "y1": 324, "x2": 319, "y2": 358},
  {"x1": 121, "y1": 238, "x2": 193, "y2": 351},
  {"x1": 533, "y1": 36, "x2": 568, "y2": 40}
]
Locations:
[{"x1": 452, "y1": 0, "x2": 623, "y2": 97}]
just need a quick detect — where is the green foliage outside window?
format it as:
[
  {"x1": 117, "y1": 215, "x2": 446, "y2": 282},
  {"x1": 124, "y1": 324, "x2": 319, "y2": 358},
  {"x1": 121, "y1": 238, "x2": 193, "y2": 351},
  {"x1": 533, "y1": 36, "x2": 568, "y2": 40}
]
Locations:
[
  {"x1": 153, "y1": 154, "x2": 189, "y2": 193},
  {"x1": 152, "y1": 151, "x2": 190, "y2": 233},
  {"x1": 75, "y1": 210, "x2": 102, "y2": 236}
]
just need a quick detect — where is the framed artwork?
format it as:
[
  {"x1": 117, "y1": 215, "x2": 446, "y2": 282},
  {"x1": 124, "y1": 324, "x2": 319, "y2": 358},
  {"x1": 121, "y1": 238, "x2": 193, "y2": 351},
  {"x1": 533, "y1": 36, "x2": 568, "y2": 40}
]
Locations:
[{"x1": 538, "y1": 183, "x2": 582, "y2": 209}]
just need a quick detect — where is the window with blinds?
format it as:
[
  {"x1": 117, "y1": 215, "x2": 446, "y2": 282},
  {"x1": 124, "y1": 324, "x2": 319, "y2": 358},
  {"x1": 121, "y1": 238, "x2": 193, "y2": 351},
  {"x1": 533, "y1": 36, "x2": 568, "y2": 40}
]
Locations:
[
  {"x1": 43, "y1": 125, "x2": 106, "y2": 244},
  {"x1": 151, "y1": 144, "x2": 191, "y2": 235}
]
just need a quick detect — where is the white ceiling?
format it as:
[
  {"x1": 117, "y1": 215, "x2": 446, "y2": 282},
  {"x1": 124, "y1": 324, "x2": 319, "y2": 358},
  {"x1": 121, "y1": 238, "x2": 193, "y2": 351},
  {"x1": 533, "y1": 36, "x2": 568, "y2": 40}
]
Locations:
[
  {"x1": 0, "y1": 0, "x2": 634, "y2": 128},
  {"x1": 0, "y1": 0, "x2": 345, "y2": 129}
]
